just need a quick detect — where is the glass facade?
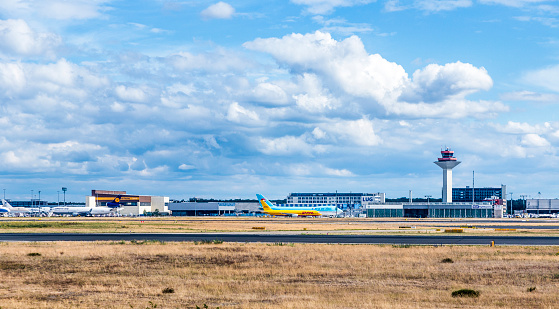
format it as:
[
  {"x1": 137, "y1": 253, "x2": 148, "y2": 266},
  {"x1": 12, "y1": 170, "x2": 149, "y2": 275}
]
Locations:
[
  {"x1": 429, "y1": 208, "x2": 493, "y2": 218},
  {"x1": 367, "y1": 209, "x2": 403, "y2": 217},
  {"x1": 452, "y1": 187, "x2": 504, "y2": 202}
]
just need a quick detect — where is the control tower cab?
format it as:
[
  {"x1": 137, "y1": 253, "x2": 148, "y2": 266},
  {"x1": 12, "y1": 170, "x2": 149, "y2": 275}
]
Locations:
[{"x1": 434, "y1": 148, "x2": 461, "y2": 203}]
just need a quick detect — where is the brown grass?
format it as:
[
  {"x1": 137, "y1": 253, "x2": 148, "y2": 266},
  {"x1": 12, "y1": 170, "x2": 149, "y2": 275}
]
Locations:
[{"x1": 0, "y1": 241, "x2": 558, "y2": 308}]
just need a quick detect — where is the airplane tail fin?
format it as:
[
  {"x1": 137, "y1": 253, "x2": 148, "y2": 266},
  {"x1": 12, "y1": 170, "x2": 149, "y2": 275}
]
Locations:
[
  {"x1": 106, "y1": 195, "x2": 123, "y2": 208},
  {"x1": 256, "y1": 194, "x2": 274, "y2": 211},
  {"x1": 1, "y1": 199, "x2": 13, "y2": 209}
]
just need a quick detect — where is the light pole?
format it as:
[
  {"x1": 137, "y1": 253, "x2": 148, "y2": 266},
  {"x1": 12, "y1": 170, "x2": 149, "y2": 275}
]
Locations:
[
  {"x1": 425, "y1": 195, "x2": 432, "y2": 218},
  {"x1": 520, "y1": 195, "x2": 528, "y2": 215},
  {"x1": 509, "y1": 192, "x2": 513, "y2": 215},
  {"x1": 425, "y1": 195, "x2": 432, "y2": 204},
  {"x1": 57, "y1": 191, "x2": 60, "y2": 205},
  {"x1": 62, "y1": 187, "x2": 67, "y2": 206},
  {"x1": 31, "y1": 190, "x2": 34, "y2": 209}
]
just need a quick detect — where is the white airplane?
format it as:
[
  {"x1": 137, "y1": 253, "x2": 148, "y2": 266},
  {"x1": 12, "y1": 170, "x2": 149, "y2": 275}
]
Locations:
[
  {"x1": 49, "y1": 196, "x2": 123, "y2": 216},
  {"x1": 0, "y1": 199, "x2": 30, "y2": 217}
]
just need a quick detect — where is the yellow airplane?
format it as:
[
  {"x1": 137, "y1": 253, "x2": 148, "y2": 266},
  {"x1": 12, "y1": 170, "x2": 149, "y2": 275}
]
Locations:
[{"x1": 257, "y1": 194, "x2": 342, "y2": 217}]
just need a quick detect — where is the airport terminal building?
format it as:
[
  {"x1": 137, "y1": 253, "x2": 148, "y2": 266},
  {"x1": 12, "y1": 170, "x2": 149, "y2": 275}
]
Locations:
[{"x1": 86, "y1": 190, "x2": 169, "y2": 216}]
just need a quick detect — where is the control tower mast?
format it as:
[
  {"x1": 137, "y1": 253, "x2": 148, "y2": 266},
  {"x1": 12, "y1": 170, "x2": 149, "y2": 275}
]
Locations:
[{"x1": 434, "y1": 148, "x2": 461, "y2": 203}]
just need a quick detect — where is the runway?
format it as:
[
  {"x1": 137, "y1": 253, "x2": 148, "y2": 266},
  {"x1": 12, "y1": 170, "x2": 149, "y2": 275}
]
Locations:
[{"x1": 1, "y1": 233, "x2": 559, "y2": 245}]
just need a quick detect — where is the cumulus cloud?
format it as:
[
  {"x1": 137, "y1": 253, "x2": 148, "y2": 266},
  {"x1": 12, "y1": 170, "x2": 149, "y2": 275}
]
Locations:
[
  {"x1": 0, "y1": 59, "x2": 108, "y2": 100},
  {"x1": 291, "y1": 0, "x2": 375, "y2": 15},
  {"x1": 521, "y1": 133, "x2": 551, "y2": 147},
  {"x1": 326, "y1": 118, "x2": 382, "y2": 146},
  {"x1": 292, "y1": 73, "x2": 338, "y2": 112},
  {"x1": 201, "y1": 2, "x2": 235, "y2": 19},
  {"x1": 245, "y1": 31, "x2": 501, "y2": 118},
  {"x1": 401, "y1": 62, "x2": 493, "y2": 102},
  {"x1": 244, "y1": 31, "x2": 407, "y2": 102},
  {"x1": 115, "y1": 85, "x2": 147, "y2": 103},
  {"x1": 258, "y1": 135, "x2": 327, "y2": 156},
  {"x1": 250, "y1": 82, "x2": 289, "y2": 106},
  {"x1": 166, "y1": 50, "x2": 249, "y2": 73},
  {"x1": 0, "y1": 19, "x2": 61, "y2": 59},
  {"x1": 226, "y1": 102, "x2": 260, "y2": 124}
]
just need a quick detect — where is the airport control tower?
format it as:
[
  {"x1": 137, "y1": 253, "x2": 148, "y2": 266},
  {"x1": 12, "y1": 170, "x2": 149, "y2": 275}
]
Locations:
[{"x1": 434, "y1": 148, "x2": 461, "y2": 203}]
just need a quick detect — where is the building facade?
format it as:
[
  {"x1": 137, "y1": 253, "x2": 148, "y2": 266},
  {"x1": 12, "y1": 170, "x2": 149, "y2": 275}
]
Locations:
[
  {"x1": 526, "y1": 199, "x2": 559, "y2": 215},
  {"x1": 452, "y1": 185, "x2": 507, "y2": 203},
  {"x1": 86, "y1": 190, "x2": 169, "y2": 216},
  {"x1": 169, "y1": 202, "x2": 237, "y2": 216},
  {"x1": 287, "y1": 192, "x2": 385, "y2": 209}
]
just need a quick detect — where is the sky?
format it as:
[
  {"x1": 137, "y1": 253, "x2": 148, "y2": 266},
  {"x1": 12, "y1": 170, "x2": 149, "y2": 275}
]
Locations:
[{"x1": 1, "y1": 0, "x2": 559, "y2": 202}]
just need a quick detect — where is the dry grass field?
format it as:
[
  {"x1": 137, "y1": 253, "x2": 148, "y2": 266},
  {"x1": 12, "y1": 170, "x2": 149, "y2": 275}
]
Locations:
[
  {"x1": 0, "y1": 241, "x2": 558, "y2": 308},
  {"x1": 1, "y1": 217, "x2": 559, "y2": 236}
]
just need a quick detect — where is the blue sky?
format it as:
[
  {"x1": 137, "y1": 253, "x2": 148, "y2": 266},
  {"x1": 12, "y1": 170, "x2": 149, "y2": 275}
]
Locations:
[{"x1": 1, "y1": 0, "x2": 559, "y2": 202}]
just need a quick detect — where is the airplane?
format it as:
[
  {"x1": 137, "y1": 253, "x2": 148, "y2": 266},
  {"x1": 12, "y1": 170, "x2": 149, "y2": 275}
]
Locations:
[
  {"x1": 257, "y1": 194, "x2": 343, "y2": 217},
  {"x1": 49, "y1": 196, "x2": 124, "y2": 216},
  {"x1": 0, "y1": 199, "x2": 31, "y2": 217}
]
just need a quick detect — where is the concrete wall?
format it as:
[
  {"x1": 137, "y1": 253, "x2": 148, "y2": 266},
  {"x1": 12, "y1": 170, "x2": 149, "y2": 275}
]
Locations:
[
  {"x1": 151, "y1": 196, "x2": 169, "y2": 213},
  {"x1": 85, "y1": 196, "x2": 96, "y2": 207}
]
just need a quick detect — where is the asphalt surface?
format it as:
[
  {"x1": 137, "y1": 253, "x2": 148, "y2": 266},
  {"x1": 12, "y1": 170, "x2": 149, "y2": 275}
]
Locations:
[{"x1": 1, "y1": 233, "x2": 559, "y2": 245}]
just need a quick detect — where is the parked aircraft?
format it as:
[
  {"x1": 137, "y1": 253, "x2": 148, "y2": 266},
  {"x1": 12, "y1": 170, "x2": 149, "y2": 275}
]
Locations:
[
  {"x1": 0, "y1": 199, "x2": 31, "y2": 217},
  {"x1": 257, "y1": 194, "x2": 343, "y2": 217},
  {"x1": 49, "y1": 196, "x2": 123, "y2": 216}
]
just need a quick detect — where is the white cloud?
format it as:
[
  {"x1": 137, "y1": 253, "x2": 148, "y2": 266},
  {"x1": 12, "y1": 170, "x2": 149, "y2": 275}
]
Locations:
[
  {"x1": 226, "y1": 102, "x2": 260, "y2": 123},
  {"x1": 251, "y1": 82, "x2": 289, "y2": 106},
  {"x1": 385, "y1": 0, "x2": 472, "y2": 12},
  {"x1": 383, "y1": 99, "x2": 508, "y2": 119},
  {"x1": 258, "y1": 135, "x2": 327, "y2": 156},
  {"x1": 178, "y1": 164, "x2": 196, "y2": 170},
  {"x1": 521, "y1": 133, "x2": 551, "y2": 147},
  {"x1": 0, "y1": 59, "x2": 108, "y2": 100},
  {"x1": 115, "y1": 85, "x2": 147, "y2": 103},
  {"x1": 201, "y1": 2, "x2": 235, "y2": 19},
  {"x1": 167, "y1": 50, "x2": 249, "y2": 73},
  {"x1": 479, "y1": 0, "x2": 549, "y2": 8},
  {"x1": 0, "y1": 0, "x2": 111, "y2": 20},
  {"x1": 328, "y1": 118, "x2": 382, "y2": 146},
  {"x1": 292, "y1": 73, "x2": 338, "y2": 112},
  {"x1": 496, "y1": 121, "x2": 541, "y2": 134},
  {"x1": 401, "y1": 62, "x2": 493, "y2": 102},
  {"x1": 285, "y1": 163, "x2": 354, "y2": 176},
  {"x1": 291, "y1": 0, "x2": 375, "y2": 15},
  {"x1": 244, "y1": 31, "x2": 407, "y2": 102},
  {"x1": 0, "y1": 19, "x2": 61, "y2": 59},
  {"x1": 0, "y1": 62, "x2": 26, "y2": 96},
  {"x1": 245, "y1": 31, "x2": 502, "y2": 118},
  {"x1": 501, "y1": 91, "x2": 559, "y2": 102},
  {"x1": 523, "y1": 64, "x2": 559, "y2": 92}
]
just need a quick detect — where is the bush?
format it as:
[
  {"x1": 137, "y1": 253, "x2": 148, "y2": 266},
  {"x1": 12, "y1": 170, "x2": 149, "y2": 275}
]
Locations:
[
  {"x1": 27, "y1": 252, "x2": 41, "y2": 257},
  {"x1": 162, "y1": 287, "x2": 174, "y2": 294},
  {"x1": 452, "y1": 289, "x2": 480, "y2": 298},
  {"x1": 441, "y1": 258, "x2": 454, "y2": 263},
  {"x1": 527, "y1": 287, "x2": 536, "y2": 292}
]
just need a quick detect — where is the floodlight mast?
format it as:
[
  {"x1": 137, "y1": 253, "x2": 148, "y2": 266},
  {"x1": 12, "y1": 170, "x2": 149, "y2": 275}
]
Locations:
[{"x1": 434, "y1": 148, "x2": 461, "y2": 203}]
